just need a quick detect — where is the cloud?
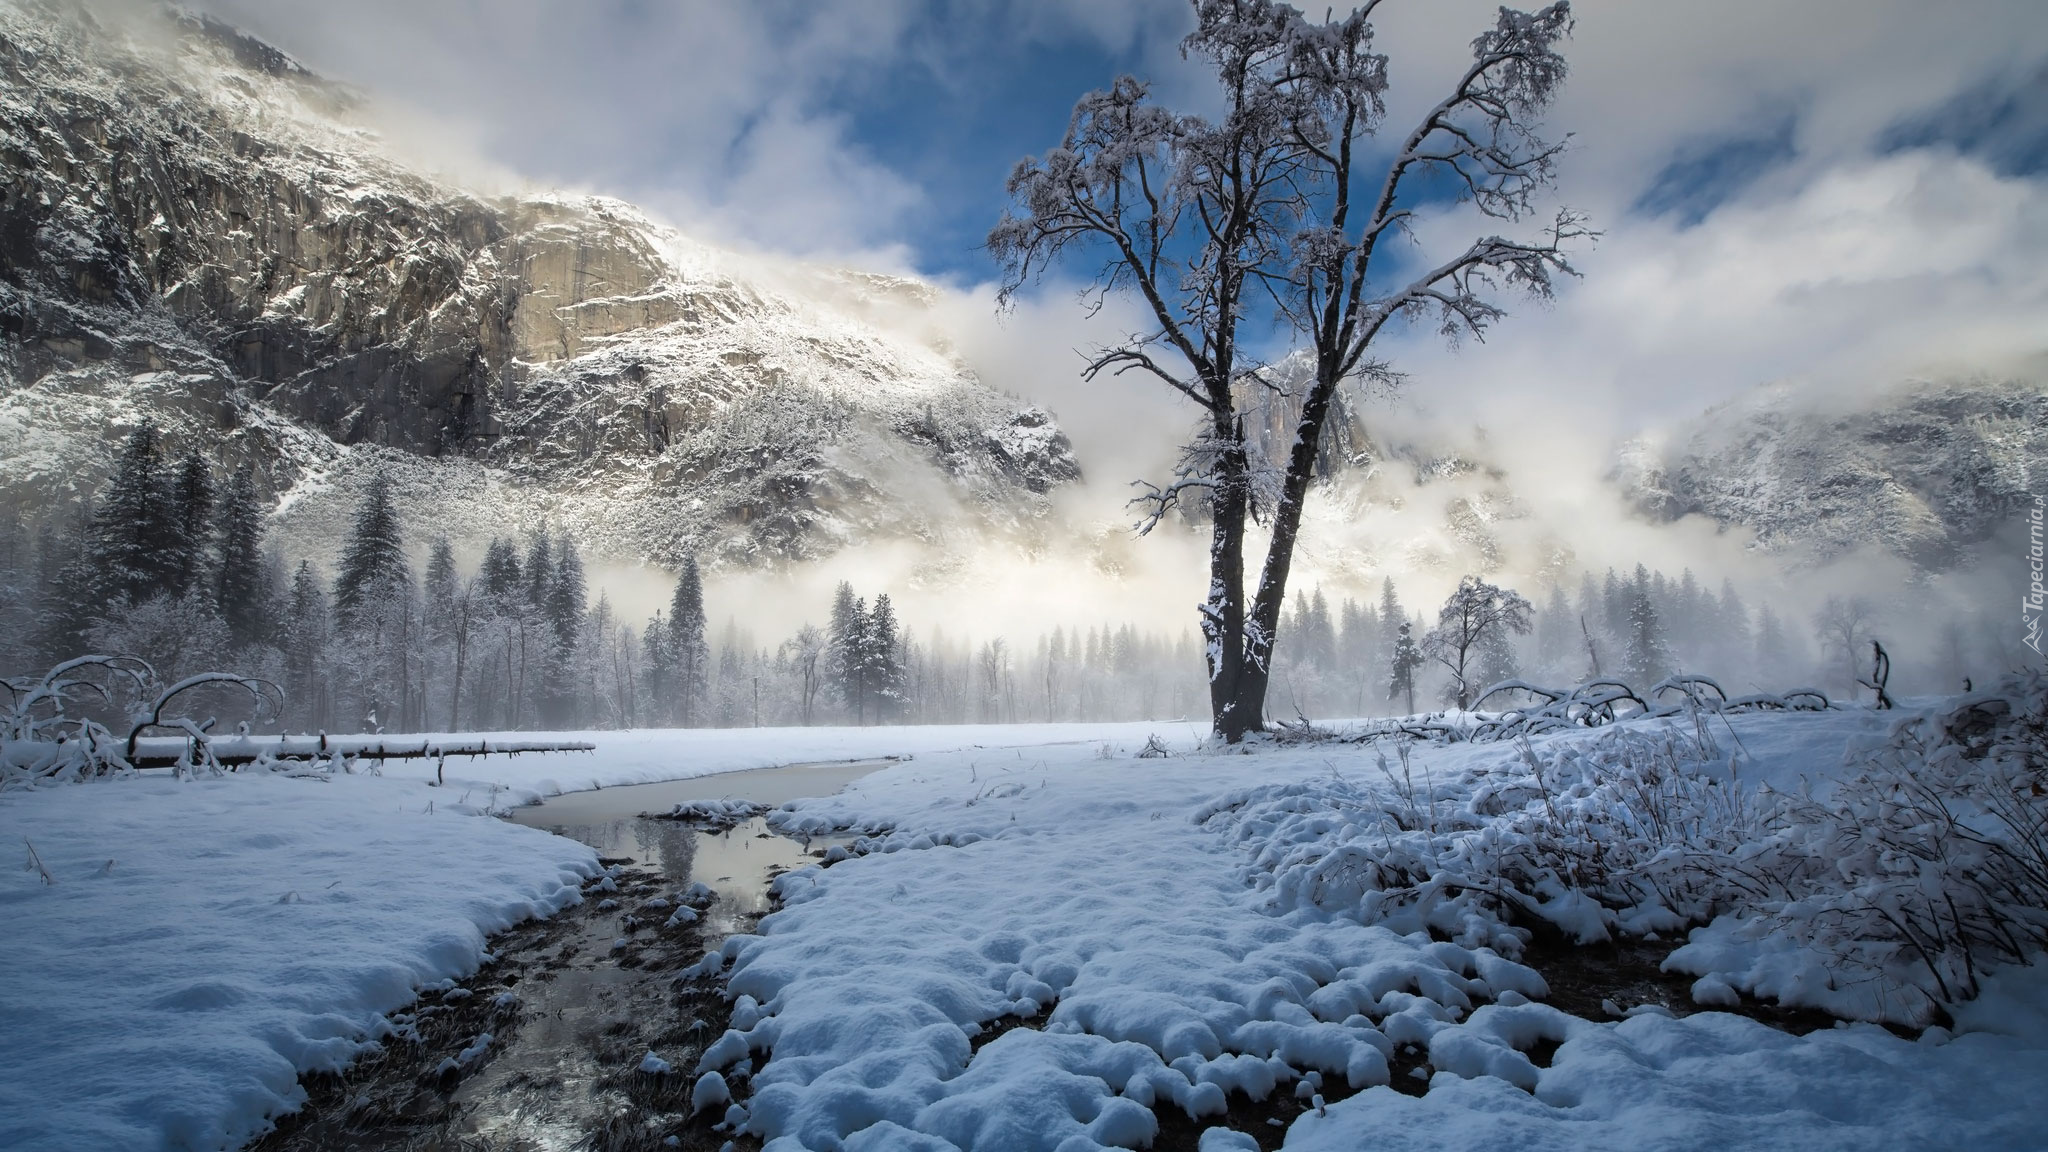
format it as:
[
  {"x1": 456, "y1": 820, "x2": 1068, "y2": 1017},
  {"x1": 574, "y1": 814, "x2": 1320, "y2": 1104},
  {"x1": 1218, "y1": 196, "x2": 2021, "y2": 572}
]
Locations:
[{"x1": 154, "y1": 0, "x2": 2048, "y2": 649}]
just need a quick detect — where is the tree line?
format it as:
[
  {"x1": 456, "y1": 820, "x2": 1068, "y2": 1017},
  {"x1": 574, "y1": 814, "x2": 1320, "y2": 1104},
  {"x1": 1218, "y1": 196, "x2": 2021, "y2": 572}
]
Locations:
[{"x1": 0, "y1": 425, "x2": 2004, "y2": 733}]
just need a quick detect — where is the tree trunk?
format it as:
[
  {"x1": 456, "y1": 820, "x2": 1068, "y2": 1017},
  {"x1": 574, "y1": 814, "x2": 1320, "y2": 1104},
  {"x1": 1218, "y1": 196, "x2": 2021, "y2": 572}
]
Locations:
[{"x1": 1206, "y1": 426, "x2": 1257, "y2": 742}]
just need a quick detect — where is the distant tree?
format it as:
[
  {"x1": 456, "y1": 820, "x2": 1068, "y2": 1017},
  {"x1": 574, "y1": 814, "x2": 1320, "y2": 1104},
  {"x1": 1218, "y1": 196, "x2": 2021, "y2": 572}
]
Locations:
[
  {"x1": 214, "y1": 464, "x2": 269, "y2": 648},
  {"x1": 167, "y1": 445, "x2": 213, "y2": 597},
  {"x1": 331, "y1": 473, "x2": 413, "y2": 728},
  {"x1": 642, "y1": 609, "x2": 673, "y2": 724},
  {"x1": 281, "y1": 560, "x2": 330, "y2": 730},
  {"x1": 868, "y1": 593, "x2": 906, "y2": 722},
  {"x1": 1813, "y1": 595, "x2": 1877, "y2": 694},
  {"x1": 541, "y1": 537, "x2": 588, "y2": 727},
  {"x1": 33, "y1": 517, "x2": 94, "y2": 665},
  {"x1": 827, "y1": 582, "x2": 869, "y2": 723},
  {"x1": 1388, "y1": 621, "x2": 1423, "y2": 715},
  {"x1": 479, "y1": 537, "x2": 522, "y2": 603},
  {"x1": 1713, "y1": 577, "x2": 1753, "y2": 680},
  {"x1": 87, "y1": 422, "x2": 178, "y2": 604},
  {"x1": 523, "y1": 531, "x2": 554, "y2": 611},
  {"x1": 1423, "y1": 577, "x2": 1533, "y2": 709},
  {"x1": 1755, "y1": 603, "x2": 1792, "y2": 683},
  {"x1": 670, "y1": 555, "x2": 709, "y2": 726},
  {"x1": 991, "y1": 0, "x2": 1581, "y2": 740},
  {"x1": 332, "y1": 474, "x2": 406, "y2": 621},
  {"x1": 783, "y1": 623, "x2": 827, "y2": 726},
  {"x1": 1622, "y1": 564, "x2": 1673, "y2": 686}
]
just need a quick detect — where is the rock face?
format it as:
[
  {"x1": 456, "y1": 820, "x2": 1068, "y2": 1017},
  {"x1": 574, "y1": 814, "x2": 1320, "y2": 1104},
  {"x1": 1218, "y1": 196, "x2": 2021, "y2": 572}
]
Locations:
[
  {"x1": 1617, "y1": 378, "x2": 2047, "y2": 569},
  {"x1": 0, "y1": 2, "x2": 1077, "y2": 566}
]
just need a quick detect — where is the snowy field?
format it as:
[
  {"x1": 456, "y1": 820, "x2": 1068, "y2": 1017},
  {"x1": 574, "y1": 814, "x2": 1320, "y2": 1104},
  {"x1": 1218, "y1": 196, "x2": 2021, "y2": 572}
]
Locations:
[
  {"x1": 379, "y1": 720, "x2": 1213, "y2": 802},
  {"x1": 0, "y1": 771, "x2": 597, "y2": 1152},
  {"x1": 4, "y1": 707, "x2": 2044, "y2": 1151},
  {"x1": 702, "y1": 707, "x2": 2048, "y2": 1151},
  {"x1": 0, "y1": 721, "x2": 1199, "y2": 1152}
]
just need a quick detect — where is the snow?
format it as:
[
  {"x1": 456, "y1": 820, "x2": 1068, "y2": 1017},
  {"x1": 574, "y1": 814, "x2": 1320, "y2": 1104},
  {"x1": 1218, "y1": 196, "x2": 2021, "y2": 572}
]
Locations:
[
  {"x1": 0, "y1": 771, "x2": 596, "y2": 1152},
  {"x1": 367, "y1": 721, "x2": 1212, "y2": 802},
  {"x1": 681, "y1": 711, "x2": 2045, "y2": 1151},
  {"x1": 5, "y1": 707, "x2": 2043, "y2": 1151}
]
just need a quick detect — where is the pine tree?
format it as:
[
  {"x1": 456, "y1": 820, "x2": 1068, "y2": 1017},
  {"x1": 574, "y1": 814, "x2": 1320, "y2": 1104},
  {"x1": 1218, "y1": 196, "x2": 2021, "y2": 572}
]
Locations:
[
  {"x1": 167, "y1": 445, "x2": 214, "y2": 596},
  {"x1": 282, "y1": 560, "x2": 330, "y2": 730},
  {"x1": 214, "y1": 464, "x2": 269, "y2": 648},
  {"x1": 87, "y1": 422, "x2": 177, "y2": 604},
  {"x1": 1388, "y1": 621, "x2": 1423, "y2": 716},
  {"x1": 670, "y1": 555, "x2": 709, "y2": 726},
  {"x1": 546, "y1": 537, "x2": 587, "y2": 649},
  {"x1": 524, "y1": 532, "x2": 554, "y2": 610},
  {"x1": 479, "y1": 537, "x2": 522, "y2": 605},
  {"x1": 1622, "y1": 564, "x2": 1673, "y2": 687},
  {"x1": 867, "y1": 593, "x2": 905, "y2": 722},
  {"x1": 542, "y1": 537, "x2": 589, "y2": 727},
  {"x1": 1714, "y1": 578, "x2": 1752, "y2": 681},
  {"x1": 333, "y1": 474, "x2": 407, "y2": 621},
  {"x1": 827, "y1": 582, "x2": 868, "y2": 723},
  {"x1": 32, "y1": 516, "x2": 94, "y2": 664}
]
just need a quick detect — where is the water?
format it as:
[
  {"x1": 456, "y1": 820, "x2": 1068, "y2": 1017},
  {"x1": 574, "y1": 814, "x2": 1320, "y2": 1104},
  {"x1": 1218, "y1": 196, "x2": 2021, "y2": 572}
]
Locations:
[{"x1": 437, "y1": 759, "x2": 888, "y2": 1149}]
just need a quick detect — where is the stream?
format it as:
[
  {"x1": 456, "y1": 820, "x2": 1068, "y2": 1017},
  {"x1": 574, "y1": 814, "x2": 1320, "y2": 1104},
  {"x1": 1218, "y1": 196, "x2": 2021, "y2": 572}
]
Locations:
[{"x1": 252, "y1": 758, "x2": 889, "y2": 1152}]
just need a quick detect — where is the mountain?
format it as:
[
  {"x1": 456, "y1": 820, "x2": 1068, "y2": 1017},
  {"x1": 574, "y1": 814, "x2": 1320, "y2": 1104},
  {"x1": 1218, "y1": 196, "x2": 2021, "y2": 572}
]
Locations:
[
  {"x1": 1616, "y1": 377, "x2": 2046, "y2": 569},
  {"x1": 0, "y1": 1, "x2": 1078, "y2": 570}
]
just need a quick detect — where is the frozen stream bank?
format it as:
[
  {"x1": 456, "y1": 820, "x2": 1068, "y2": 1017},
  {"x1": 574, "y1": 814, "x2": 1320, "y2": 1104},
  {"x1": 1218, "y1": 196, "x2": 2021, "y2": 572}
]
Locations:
[{"x1": 252, "y1": 759, "x2": 889, "y2": 1152}]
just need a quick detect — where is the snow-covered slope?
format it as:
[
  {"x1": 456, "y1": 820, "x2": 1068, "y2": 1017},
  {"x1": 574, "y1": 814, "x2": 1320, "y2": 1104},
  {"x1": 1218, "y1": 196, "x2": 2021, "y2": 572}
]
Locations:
[
  {"x1": 1617, "y1": 377, "x2": 2046, "y2": 568},
  {"x1": 0, "y1": 1, "x2": 1077, "y2": 568}
]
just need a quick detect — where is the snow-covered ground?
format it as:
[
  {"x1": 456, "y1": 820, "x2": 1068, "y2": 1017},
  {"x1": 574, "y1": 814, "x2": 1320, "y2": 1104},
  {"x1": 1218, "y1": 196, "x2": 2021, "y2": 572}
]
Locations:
[
  {"x1": 0, "y1": 721, "x2": 1199, "y2": 1152},
  {"x1": 695, "y1": 709, "x2": 2046, "y2": 1151},
  {"x1": 378, "y1": 720, "x2": 1211, "y2": 802},
  {"x1": 5, "y1": 709, "x2": 2043, "y2": 1151},
  {"x1": 0, "y1": 772, "x2": 596, "y2": 1152}
]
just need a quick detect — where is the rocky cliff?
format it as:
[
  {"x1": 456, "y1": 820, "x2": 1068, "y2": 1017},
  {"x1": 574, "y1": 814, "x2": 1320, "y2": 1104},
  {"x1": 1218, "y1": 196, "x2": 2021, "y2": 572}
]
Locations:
[
  {"x1": 1616, "y1": 377, "x2": 2046, "y2": 569},
  {"x1": 0, "y1": 1, "x2": 1078, "y2": 568}
]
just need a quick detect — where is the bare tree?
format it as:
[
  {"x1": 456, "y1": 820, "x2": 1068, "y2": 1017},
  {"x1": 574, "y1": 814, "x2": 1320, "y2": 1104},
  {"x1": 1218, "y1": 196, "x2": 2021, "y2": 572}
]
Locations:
[
  {"x1": 1422, "y1": 576, "x2": 1533, "y2": 709},
  {"x1": 992, "y1": 0, "x2": 1583, "y2": 740},
  {"x1": 784, "y1": 623, "x2": 826, "y2": 726},
  {"x1": 1813, "y1": 595, "x2": 1876, "y2": 694}
]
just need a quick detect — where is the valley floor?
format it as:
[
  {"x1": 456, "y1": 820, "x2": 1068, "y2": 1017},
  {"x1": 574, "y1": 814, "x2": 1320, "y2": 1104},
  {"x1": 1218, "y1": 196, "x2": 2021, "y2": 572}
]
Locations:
[{"x1": 1, "y1": 714, "x2": 2042, "y2": 1151}]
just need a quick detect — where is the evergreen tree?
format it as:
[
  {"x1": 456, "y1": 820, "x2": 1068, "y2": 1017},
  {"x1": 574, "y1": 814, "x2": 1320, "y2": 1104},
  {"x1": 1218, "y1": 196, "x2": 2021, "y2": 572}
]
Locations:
[
  {"x1": 32, "y1": 517, "x2": 93, "y2": 664},
  {"x1": 1622, "y1": 564, "x2": 1674, "y2": 686},
  {"x1": 541, "y1": 537, "x2": 589, "y2": 727},
  {"x1": 669, "y1": 555, "x2": 709, "y2": 726},
  {"x1": 333, "y1": 474, "x2": 407, "y2": 620},
  {"x1": 867, "y1": 593, "x2": 905, "y2": 722},
  {"x1": 827, "y1": 582, "x2": 869, "y2": 723},
  {"x1": 642, "y1": 609, "x2": 673, "y2": 723},
  {"x1": 215, "y1": 464, "x2": 269, "y2": 648},
  {"x1": 524, "y1": 532, "x2": 554, "y2": 610},
  {"x1": 168, "y1": 445, "x2": 214, "y2": 596},
  {"x1": 282, "y1": 561, "x2": 330, "y2": 730},
  {"x1": 1388, "y1": 621, "x2": 1423, "y2": 716},
  {"x1": 546, "y1": 538, "x2": 587, "y2": 649},
  {"x1": 87, "y1": 422, "x2": 177, "y2": 604},
  {"x1": 479, "y1": 537, "x2": 522, "y2": 604},
  {"x1": 1756, "y1": 603, "x2": 1790, "y2": 682}
]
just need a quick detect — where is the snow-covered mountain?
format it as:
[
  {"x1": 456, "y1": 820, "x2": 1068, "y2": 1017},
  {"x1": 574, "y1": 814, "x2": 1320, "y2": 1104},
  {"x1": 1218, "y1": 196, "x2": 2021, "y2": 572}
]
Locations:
[
  {"x1": 1616, "y1": 377, "x2": 2045, "y2": 569},
  {"x1": 0, "y1": 1, "x2": 1077, "y2": 569}
]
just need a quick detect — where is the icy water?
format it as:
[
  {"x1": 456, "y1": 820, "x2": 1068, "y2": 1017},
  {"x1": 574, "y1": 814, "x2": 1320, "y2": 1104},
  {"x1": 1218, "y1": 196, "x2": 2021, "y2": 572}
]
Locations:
[
  {"x1": 254, "y1": 759, "x2": 887, "y2": 1152},
  {"x1": 505, "y1": 759, "x2": 888, "y2": 936},
  {"x1": 453, "y1": 760, "x2": 887, "y2": 1148}
]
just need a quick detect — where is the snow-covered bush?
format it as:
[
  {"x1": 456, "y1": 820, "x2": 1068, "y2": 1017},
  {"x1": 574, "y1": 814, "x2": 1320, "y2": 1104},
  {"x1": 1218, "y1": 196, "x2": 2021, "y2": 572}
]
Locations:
[
  {"x1": 1210, "y1": 721, "x2": 1757, "y2": 954},
  {"x1": 1218, "y1": 673, "x2": 2047, "y2": 1024},
  {"x1": 1, "y1": 654, "x2": 279, "y2": 789},
  {"x1": 1717, "y1": 671, "x2": 2048, "y2": 1014}
]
